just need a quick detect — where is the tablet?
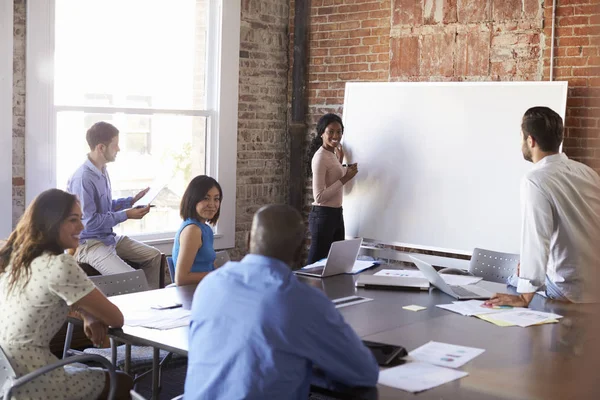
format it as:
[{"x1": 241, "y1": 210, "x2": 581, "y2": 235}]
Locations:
[
  {"x1": 135, "y1": 184, "x2": 166, "y2": 207},
  {"x1": 362, "y1": 340, "x2": 407, "y2": 366}
]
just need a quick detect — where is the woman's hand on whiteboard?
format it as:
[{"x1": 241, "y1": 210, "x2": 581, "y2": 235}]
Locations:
[{"x1": 341, "y1": 163, "x2": 358, "y2": 184}]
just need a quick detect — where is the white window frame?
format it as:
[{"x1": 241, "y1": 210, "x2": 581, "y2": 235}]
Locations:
[
  {"x1": 0, "y1": 0, "x2": 13, "y2": 238},
  {"x1": 25, "y1": 0, "x2": 240, "y2": 251}
]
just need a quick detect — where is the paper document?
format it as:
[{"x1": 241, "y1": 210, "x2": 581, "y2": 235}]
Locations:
[
  {"x1": 408, "y1": 341, "x2": 485, "y2": 368},
  {"x1": 486, "y1": 309, "x2": 563, "y2": 327},
  {"x1": 302, "y1": 259, "x2": 376, "y2": 274},
  {"x1": 436, "y1": 300, "x2": 524, "y2": 316},
  {"x1": 125, "y1": 308, "x2": 191, "y2": 330},
  {"x1": 403, "y1": 305, "x2": 427, "y2": 312},
  {"x1": 475, "y1": 314, "x2": 559, "y2": 327},
  {"x1": 378, "y1": 362, "x2": 468, "y2": 393},
  {"x1": 374, "y1": 269, "x2": 482, "y2": 285},
  {"x1": 350, "y1": 260, "x2": 378, "y2": 273}
]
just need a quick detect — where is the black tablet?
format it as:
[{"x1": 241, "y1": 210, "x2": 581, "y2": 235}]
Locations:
[{"x1": 362, "y1": 340, "x2": 408, "y2": 366}]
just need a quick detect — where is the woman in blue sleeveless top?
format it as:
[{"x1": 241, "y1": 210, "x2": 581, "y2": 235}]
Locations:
[{"x1": 172, "y1": 175, "x2": 222, "y2": 286}]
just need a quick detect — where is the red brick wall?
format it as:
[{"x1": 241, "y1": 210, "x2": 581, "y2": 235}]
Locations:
[
  {"x1": 544, "y1": 0, "x2": 600, "y2": 168},
  {"x1": 298, "y1": 0, "x2": 600, "y2": 213}
]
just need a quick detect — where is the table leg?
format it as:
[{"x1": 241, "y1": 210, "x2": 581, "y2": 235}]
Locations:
[{"x1": 152, "y1": 347, "x2": 160, "y2": 400}]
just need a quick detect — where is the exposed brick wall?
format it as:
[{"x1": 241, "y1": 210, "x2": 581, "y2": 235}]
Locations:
[
  {"x1": 9, "y1": 0, "x2": 291, "y2": 261},
  {"x1": 12, "y1": 0, "x2": 25, "y2": 226},
  {"x1": 543, "y1": 1, "x2": 600, "y2": 169},
  {"x1": 233, "y1": 0, "x2": 291, "y2": 259},
  {"x1": 300, "y1": 0, "x2": 600, "y2": 215}
]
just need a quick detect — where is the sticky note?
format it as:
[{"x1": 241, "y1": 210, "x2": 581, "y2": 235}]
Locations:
[{"x1": 403, "y1": 305, "x2": 426, "y2": 312}]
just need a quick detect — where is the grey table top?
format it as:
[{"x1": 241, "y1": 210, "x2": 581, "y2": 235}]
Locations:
[{"x1": 107, "y1": 264, "x2": 599, "y2": 399}]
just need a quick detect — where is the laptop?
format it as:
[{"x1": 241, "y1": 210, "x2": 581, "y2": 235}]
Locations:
[
  {"x1": 409, "y1": 256, "x2": 494, "y2": 300},
  {"x1": 295, "y1": 238, "x2": 363, "y2": 278}
]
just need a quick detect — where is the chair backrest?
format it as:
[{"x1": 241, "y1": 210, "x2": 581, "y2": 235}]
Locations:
[
  {"x1": 166, "y1": 256, "x2": 175, "y2": 283},
  {"x1": 90, "y1": 270, "x2": 150, "y2": 296},
  {"x1": 468, "y1": 248, "x2": 519, "y2": 284},
  {"x1": 0, "y1": 346, "x2": 17, "y2": 397}
]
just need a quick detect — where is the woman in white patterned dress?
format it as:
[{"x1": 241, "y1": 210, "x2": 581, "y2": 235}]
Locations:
[{"x1": 0, "y1": 189, "x2": 133, "y2": 399}]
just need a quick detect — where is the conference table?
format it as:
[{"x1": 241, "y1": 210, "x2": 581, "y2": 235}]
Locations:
[{"x1": 107, "y1": 264, "x2": 600, "y2": 400}]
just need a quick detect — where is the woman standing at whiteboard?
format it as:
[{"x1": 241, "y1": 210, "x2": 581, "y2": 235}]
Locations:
[{"x1": 306, "y1": 113, "x2": 358, "y2": 264}]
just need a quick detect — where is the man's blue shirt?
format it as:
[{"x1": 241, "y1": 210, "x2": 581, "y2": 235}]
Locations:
[
  {"x1": 184, "y1": 254, "x2": 379, "y2": 400},
  {"x1": 67, "y1": 158, "x2": 132, "y2": 246}
]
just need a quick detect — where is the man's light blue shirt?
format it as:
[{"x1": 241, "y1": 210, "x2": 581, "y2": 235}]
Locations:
[
  {"x1": 67, "y1": 158, "x2": 133, "y2": 246},
  {"x1": 184, "y1": 254, "x2": 379, "y2": 400}
]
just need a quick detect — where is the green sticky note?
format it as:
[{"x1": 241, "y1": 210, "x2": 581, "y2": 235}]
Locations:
[{"x1": 403, "y1": 305, "x2": 426, "y2": 312}]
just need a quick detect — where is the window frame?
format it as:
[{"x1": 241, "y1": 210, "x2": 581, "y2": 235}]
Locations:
[
  {"x1": 0, "y1": 0, "x2": 13, "y2": 238},
  {"x1": 25, "y1": 0, "x2": 240, "y2": 250}
]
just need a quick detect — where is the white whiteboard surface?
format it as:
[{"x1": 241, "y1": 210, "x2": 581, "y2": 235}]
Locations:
[{"x1": 342, "y1": 82, "x2": 568, "y2": 255}]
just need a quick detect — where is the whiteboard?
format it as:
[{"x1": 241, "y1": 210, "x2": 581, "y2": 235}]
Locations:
[{"x1": 342, "y1": 82, "x2": 568, "y2": 255}]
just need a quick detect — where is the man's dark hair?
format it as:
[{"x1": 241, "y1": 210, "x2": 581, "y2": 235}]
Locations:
[
  {"x1": 521, "y1": 106, "x2": 563, "y2": 153},
  {"x1": 86, "y1": 121, "x2": 119, "y2": 150},
  {"x1": 249, "y1": 204, "x2": 304, "y2": 265},
  {"x1": 180, "y1": 175, "x2": 222, "y2": 225}
]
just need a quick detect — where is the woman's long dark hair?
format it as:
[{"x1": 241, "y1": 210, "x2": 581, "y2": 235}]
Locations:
[
  {"x1": 305, "y1": 113, "x2": 344, "y2": 175},
  {"x1": 180, "y1": 175, "x2": 223, "y2": 225},
  {"x1": 0, "y1": 189, "x2": 78, "y2": 294}
]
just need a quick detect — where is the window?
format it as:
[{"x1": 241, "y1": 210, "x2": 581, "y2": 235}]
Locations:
[{"x1": 26, "y1": 0, "x2": 240, "y2": 249}]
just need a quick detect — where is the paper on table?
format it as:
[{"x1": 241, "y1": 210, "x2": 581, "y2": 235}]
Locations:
[
  {"x1": 301, "y1": 259, "x2": 376, "y2": 274},
  {"x1": 125, "y1": 308, "x2": 191, "y2": 330},
  {"x1": 487, "y1": 309, "x2": 563, "y2": 327},
  {"x1": 378, "y1": 362, "x2": 468, "y2": 393},
  {"x1": 408, "y1": 341, "x2": 485, "y2": 369},
  {"x1": 436, "y1": 300, "x2": 525, "y2": 316},
  {"x1": 475, "y1": 314, "x2": 559, "y2": 327},
  {"x1": 350, "y1": 260, "x2": 378, "y2": 273},
  {"x1": 403, "y1": 305, "x2": 427, "y2": 312},
  {"x1": 374, "y1": 269, "x2": 482, "y2": 285}
]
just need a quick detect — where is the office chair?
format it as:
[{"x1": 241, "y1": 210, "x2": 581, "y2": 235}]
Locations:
[
  {"x1": 1, "y1": 346, "x2": 117, "y2": 400},
  {"x1": 166, "y1": 251, "x2": 230, "y2": 286},
  {"x1": 468, "y1": 248, "x2": 519, "y2": 284},
  {"x1": 62, "y1": 270, "x2": 186, "y2": 394},
  {"x1": 166, "y1": 256, "x2": 175, "y2": 285}
]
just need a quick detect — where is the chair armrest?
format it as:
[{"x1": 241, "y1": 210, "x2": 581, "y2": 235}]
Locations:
[{"x1": 3, "y1": 354, "x2": 117, "y2": 400}]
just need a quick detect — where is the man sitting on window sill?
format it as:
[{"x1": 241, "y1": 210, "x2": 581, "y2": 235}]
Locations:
[{"x1": 67, "y1": 121, "x2": 161, "y2": 289}]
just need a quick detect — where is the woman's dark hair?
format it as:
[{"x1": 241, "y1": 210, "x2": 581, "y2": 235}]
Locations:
[
  {"x1": 521, "y1": 106, "x2": 563, "y2": 153},
  {"x1": 305, "y1": 113, "x2": 344, "y2": 175},
  {"x1": 180, "y1": 175, "x2": 223, "y2": 225},
  {"x1": 0, "y1": 189, "x2": 78, "y2": 294}
]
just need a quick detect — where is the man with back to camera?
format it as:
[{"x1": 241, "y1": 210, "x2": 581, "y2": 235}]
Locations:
[
  {"x1": 67, "y1": 121, "x2": 162, "y2": 289},
  {"x1": 485, "y1": 106, "x2": 600, "y2": 307},
  {"x1": 184, "y1": 204, "x2": 379, "y2": 400}
]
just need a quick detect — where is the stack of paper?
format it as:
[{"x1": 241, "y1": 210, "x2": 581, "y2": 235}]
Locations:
[
  {"x1": 378, "y1": 362, "x2": 468, "y2": 393},
  {"x1": 374, "y1": 269, "x2": 482, "y2": 285},
  {"x1": 379, "y1": 341, "x2": 483, "y2": 393},
  {"x1": 125, "y1": 308, "x2": 191, "y2": 330},
  {"x1": 482, "y1": 309, "x2": 562, "y2": 327},
  {"x1": 435, "y1": 300, "x2": 563, "y2": 327},
  {"x1": 301, "y1": 259, "x2": 377, "y2": 274},
  {"x1": 436, "y1": 300, "x2": 525, "y2": 316}
]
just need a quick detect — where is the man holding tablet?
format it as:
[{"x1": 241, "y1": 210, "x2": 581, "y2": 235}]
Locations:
[{"x1": 67, "y1": 121, "x2": 162, "y2": 288}]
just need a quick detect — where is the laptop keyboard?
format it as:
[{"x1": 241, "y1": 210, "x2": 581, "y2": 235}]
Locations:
[{"x1": 451, "y1": 285, "x2": 482, "y2": 298}]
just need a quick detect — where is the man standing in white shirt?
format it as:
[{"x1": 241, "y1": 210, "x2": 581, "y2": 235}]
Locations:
[{"x1": 486, "y1": 106, "x2": 600, "y2": 307}]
